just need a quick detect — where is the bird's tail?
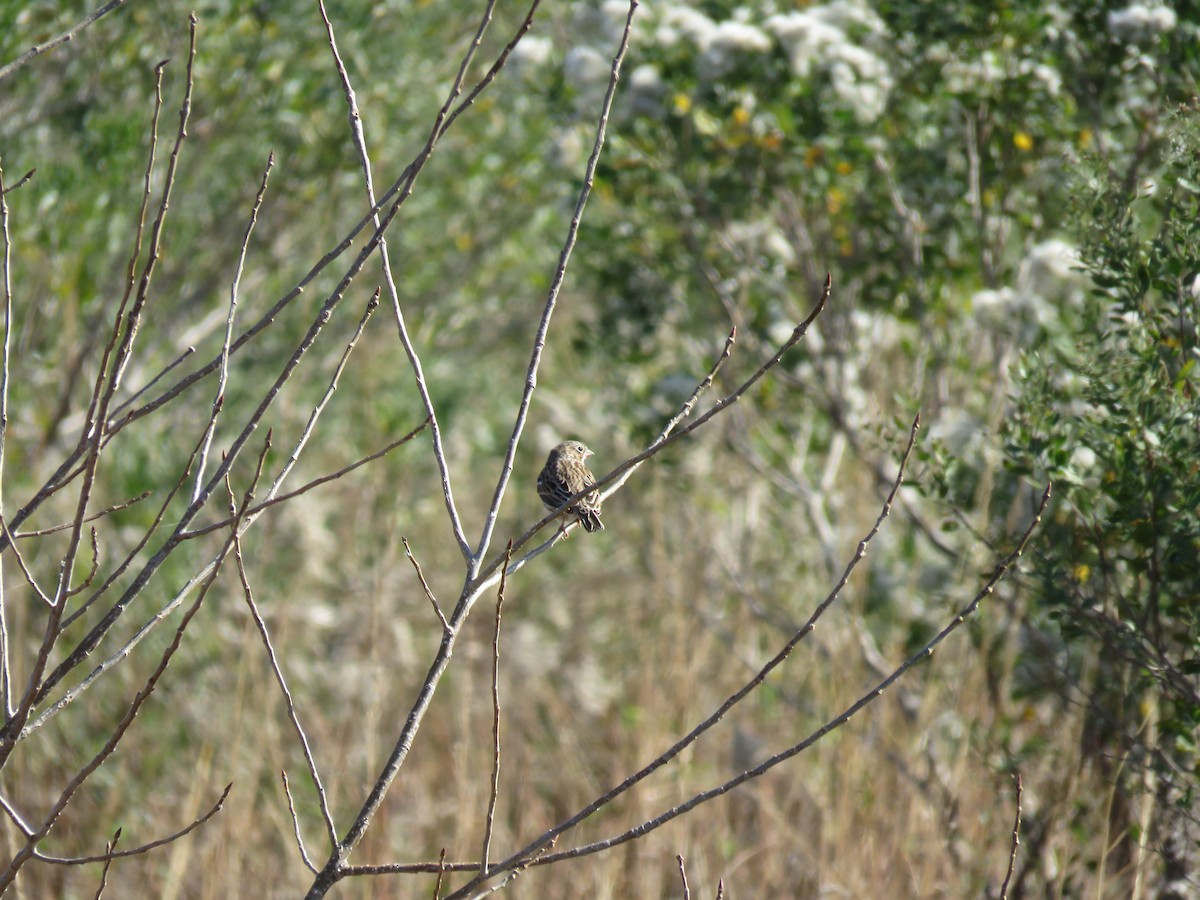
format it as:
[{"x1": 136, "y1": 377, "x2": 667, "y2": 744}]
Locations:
[{"x1": 578, "y1": 510, "x2": 604, "y2": 532}]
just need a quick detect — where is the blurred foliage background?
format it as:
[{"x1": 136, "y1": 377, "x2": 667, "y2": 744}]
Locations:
[{"x1": 0, "y1": 0, "x2": 1197, "y2": 897}]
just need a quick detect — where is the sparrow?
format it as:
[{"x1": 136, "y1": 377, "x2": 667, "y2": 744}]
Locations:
[{"x1": 537, "y1": 440, "x2": 604, "y2": 534}]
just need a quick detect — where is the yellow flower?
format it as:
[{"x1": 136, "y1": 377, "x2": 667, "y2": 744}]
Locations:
[
  {"x1": 1073, "y1": 563, "x2": 1090, "y2": 583},
  {"x1": 1013, "y1": 131, "x2": 1034, "y2": 151},
  {"x1": 732, "y1": 106, "x2": 751, "y2": 127},
  {"x1": 672, "y1": 93, "x2": 692, "y2": 115},
  {"x1": 836, "y1": 161, "x2": 853, "y2": 175}
]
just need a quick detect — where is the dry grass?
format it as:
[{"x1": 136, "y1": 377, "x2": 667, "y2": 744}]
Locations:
[{"x1": 1, "y1": 412, "x2": 1158, "y2": 899}]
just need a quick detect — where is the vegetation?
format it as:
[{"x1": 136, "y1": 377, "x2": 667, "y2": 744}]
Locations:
[{"x1": 0, "y1": 0, "x2": 1195, "y2": 896}]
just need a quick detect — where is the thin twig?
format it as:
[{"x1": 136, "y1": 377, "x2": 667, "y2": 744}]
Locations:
[
  {"x1": 661, "y1": 327, "x2": 736, "y2": 438},
  {"x1": 24, "y1": 428, "x2": 239, "y2": 735},
  {"x1": 404, "y1": 538, "x2": 448, "y2": 634},
  {"x1": 282, "y1": 771, "x2": 319, "y2": 874},
  {"x1": 0, "y1": 517, "x2": 51, "y2": 607},
  {"x1": 462, "y1": 838, "x2": 556, "y2": 900},
  {"x1": 999, "y1": 772, "x2": 1023, "y2": 900},
  {"x1": 0, "y1": 42, "x2": 170, "y2": 556},
  {"x1": 58, "y1": 437, "x2": 201, "y2": 633},
  {"x1": 14, "y1": 491, "x2": 152, "y2": 539},
  {"x1": 480, "y1": 542, "x2": 511, "y2": 874},
  {"x1": 193, "y1": 152, "x2": 274, "y2": 504},
  {"x1": 472, "y1": 0, "x2": 629, "y2": 574},
  {"x1": 677, "y1": 855, "x2": 690, "y2": 900},
  {"x1": 0, "y1": 793, "x2": 33, "y2": 837},
  {"x1": 107, "y1": 345, "x2": 195, "y2": 420},
  {"x1": 318, "y1": 0, "x2": 479, "y2": 561},
  {"x1": 340, "y1": 859, "x2": 481, "y2": 877},
  {"x1": 232, "y1": 472, "x2": 338, "y2": 849},
  {"x1": 0, "y1": 158, "x2": 14, "y2": 715},
  {"x1": 0, "y1": 0, "x2": 131, "y2": 82},
  {"x1": 181, "y1": 412, "x2": 429, "y2": 540},
  {"x1": 63, "y1": 528, "x2": 102, "y2": 598},
  {"x1": 432, "y1": 848, "x2": 448, "y2": 899},
  {"x1": 35, "y1": 785, "x2": 231, "y2": 865},
  {"x1": 0, "y1": 169, "x2": 35, "y2": 195},
  {"x1": 105, "y1": 21, "x2": 196, "y2": 426},
  {"x1": 92, "y1": 829, "x2": 119, "y2": 900}
]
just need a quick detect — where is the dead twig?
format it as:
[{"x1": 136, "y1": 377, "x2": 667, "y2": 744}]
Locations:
[
  {"x1": 282, "y1": 771, "x2": 319, "y2": 875},
  {"x1": 480, "y1": 542, "x2": 512, "y2": 874},
  {"x1": 232, "y1": 476, "x2": 339, "y2": 850},
  {"x1": 0, "y1": 1, "x2": 131, "y2": 82},
  {"x1": 192, "y1": 151, "x2": 274, "y2": 504},
  {"x1": 34, "y1": 785, "x2": 231, "y2": 866},
  {"x1": 404, "y1": 538, "x2": 448, "y2": 634},
  {"x1": 1000, "y1": 772, "x2": 1023, "y2": 900}
]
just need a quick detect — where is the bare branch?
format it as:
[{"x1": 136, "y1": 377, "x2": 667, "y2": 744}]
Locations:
[
  {"x1": 461, "y1": 838, "x2": 556, "y2": 900},
  {"x1": 0, "y1": 0, "x2": 131, "y2": 83},
  {"x1": 404, "y1": 538, "x2": 449, "y2": 634},
  {"x1": 677, "y1": 855, "x2": 691, "y2": 900},
  {"x1": 14, "y1": 491, "x2": 152, "y2": 539},
  {"x1": 303, "y1": 7, "x2": 576, "y2": 895},
  {"x1": 31, "y1": 203, "x2": 373, "y2": 712},
  {"x1": 63, "y1": 528, "x2": 102, "y2": 599},
  {"x1": 0, "y1": 22, "x2": 197, "y2": 754},
  {"x1": 193, "y1": 152, "x2": 274, "y2": 504},
  {"x1": 33, "y1": 784, "x2": 232, "y2": 866},
  {"x1": 58, "y1": 437, "x2": 201, "y2": 633},
  {"x1": 181, "y1": 413, "x2": 430, "y2": 540},
  {"x1": 1000, "y1": 772, "x2": 1023, "y2": 900},
  {"x1": 340, "y1": 859, "x2": 480, "y2": 877},
  {"x1": 0, "y1": 157, "x2": 14, "y2": 715},
  {"x1": 91, "y1": 829, "x2": 118, "y2": 900},
  {"x1": 0, "y1": 168, "x2": 35, "y2": 195},
  {"x1": 473, "y1": 0, "x2": 632, "y2": 574},
  {"x1": 232, "y1": 488, "x2": 338, "y2": 849},
  {"x1": 480, "y1": 542, "x2": 512, "y2": 874},
  {"x1": 433, "y1": 849, "x2": 448, "y2": 899},
  {"x1": 319, "y1": 0, "x2": 481, "y2": 562},
  {"x1": 282, "y1": 771, "x2": 320, "y2": 874},
  {"x1": 107, "y1": 345, "x2": 195, "y2": 420},
  {"x1": 0, "y1": 517, "x2": 51, "y2": 607},
  {"x1": 0, "y1": 0, "x2": 529, "y2": 552},
  {"x1": 0, "y1": 793, "x2": 34, "y2": 837}
]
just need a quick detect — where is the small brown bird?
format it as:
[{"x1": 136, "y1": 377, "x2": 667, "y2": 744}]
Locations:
[{"x1": 538, "y1": 440, "x2": 604, "y2": 534}]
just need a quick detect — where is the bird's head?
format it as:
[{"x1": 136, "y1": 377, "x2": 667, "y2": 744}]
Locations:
[{"x1": 565, "y1": 441, "x2": 593, "y2": 459}]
